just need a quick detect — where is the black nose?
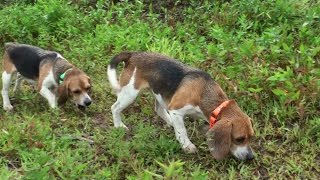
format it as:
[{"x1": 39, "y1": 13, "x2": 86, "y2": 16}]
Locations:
[
  {"x1": 246, "y1": 153, "x2": 254, "y2": 160},
  {"x1": 84, "y1": 99, "x2": 92, "y2": 106}
]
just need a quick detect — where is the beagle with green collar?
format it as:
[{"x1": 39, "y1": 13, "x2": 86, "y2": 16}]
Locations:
[
  {"x1": 2, "y1": 42, "x2": 92, "y2": 111},
  {"x1": 107, "y1": 52, "x2": 255, "y2": 160}
]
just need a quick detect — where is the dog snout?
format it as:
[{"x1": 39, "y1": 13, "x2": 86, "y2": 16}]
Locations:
[
  {"x1": 245, "y1": 147, "x2": 254, "y2": 160},
  {"x1": 84, "y1": 98, "x2": 92, "y2": 106},
  {"x1": 232, "y1": 145, "x2": 255, "y2": 160},
  {"x1": 246, "y1": 153, "x2": 254, "y2": 160}
]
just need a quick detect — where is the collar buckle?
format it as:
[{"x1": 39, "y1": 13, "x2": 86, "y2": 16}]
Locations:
[{"x1": 59, "y1": 68, "x2": 72, "y2": 84}]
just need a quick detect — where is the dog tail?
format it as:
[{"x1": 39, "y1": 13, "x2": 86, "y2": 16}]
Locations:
[{"x1": 107, "y1": 52, "x2": 132, "y2": 93}]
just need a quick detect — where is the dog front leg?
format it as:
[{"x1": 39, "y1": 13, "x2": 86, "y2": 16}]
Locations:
[
  {"x1": 2, "y1": 71, "x2": 13, "y2": 110},
  {"x1": 40, "y1": 86, "x2": 57, "y2": 108},
  {"x1": 111, "y1": 84, "x2": 139, "y2": 130},
  {"x1": 169, "y1": 110, "x2": 197, "y2": 153},
  {"x1": 155, "y1": 100, "x2": 172, "y2": 127}
]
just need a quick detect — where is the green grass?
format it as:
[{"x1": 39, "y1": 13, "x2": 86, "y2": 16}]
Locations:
[{"x1": 0, "y1": 0, "x2": 319, "y2": 179}]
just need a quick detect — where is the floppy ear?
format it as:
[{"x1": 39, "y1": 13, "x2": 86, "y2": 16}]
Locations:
[
  {"x1": 206, "y1": 119, "x2": 232, "y2": 160},
  {"x1": 57, "y1": 81, "x2": 69, "y2": 105},
  {"x1": 87, "y1": 76, "x2": 91, "y2": 84}
]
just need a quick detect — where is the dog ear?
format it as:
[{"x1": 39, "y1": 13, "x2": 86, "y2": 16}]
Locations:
[
  {"x1": 206, "y1": 119, "x2": 232, "y2": 160},
  {"x1": 57, "y1": 81, "x2": 69, "y2": 105},
  {"x1": 87, "y1": 76, "x2": 91, "y2": 84}
]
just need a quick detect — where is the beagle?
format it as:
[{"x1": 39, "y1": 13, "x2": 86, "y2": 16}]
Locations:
[
  {"x1": 1, "y1": 42, "x2": 92, "y2": 111},
  {"x1": 107, "y1": 52, "x2": 255, "y2": 160}
]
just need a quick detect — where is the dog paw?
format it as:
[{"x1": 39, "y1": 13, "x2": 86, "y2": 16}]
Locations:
[
  {"x1": 183, "y1": 143, "x2": 198, "y2": 154},
  {"x1": 3, "y1": 104, "x2": 13, "y2": 111},
  {"x1": 115, "y1": 123, "x2": 129, "y2": 130}
]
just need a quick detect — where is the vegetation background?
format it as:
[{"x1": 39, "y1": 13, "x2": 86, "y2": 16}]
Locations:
[{"x1": 0, "y1": 0, "x2": 319, "y2": 179}]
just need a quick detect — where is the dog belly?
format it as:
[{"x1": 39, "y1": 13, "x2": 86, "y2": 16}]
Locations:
[
  {"x1": 15, "y1": 70, "x2": 38, "y2": 81},
  {"x1": 19, "y1": 75, "x2": 36, "y2": 85}
]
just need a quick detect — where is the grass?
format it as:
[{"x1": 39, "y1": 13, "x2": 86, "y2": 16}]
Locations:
[{"x1": 0, "y1": 0, "x2": 319, "y2": 179}]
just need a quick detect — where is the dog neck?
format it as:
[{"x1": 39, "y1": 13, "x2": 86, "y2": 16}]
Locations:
[
  {"x1": 52, "y1": 58, "x2": 74, "y2": 84},
  {"x1": 199, "y1": 82, "x2": 229, "y2": 119}
]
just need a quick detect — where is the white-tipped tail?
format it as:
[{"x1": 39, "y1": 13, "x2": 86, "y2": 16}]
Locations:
[{"x1": 107, "y1": 65, "x2": 121, "y2": 93}]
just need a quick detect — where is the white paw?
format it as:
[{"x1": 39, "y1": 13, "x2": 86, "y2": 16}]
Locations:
[
  {"x1": 183, "y1": 143, "x2": 198, "y2": 154},
  {"x1": 3, "y1": 104, "x2": 13, "y2": 111},
  {"x1": 115, "y1": 123, "x2": 129, "y2": 130}
]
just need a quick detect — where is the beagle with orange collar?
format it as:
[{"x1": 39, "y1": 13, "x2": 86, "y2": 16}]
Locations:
[
  {"x1": 107, "y1": 52, "x2": 255, "y2": 160},
  {"x1": 2, "y1": 42, "x2": 92, "y2": 111}
]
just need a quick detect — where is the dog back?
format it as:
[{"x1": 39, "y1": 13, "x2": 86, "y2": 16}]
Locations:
[{"x1": 5, "y1": 43, "x2": 56, "y2": 79}]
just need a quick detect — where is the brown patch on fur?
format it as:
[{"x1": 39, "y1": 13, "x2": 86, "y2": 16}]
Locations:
[
  {"x1": 168, "y1": 78, "x2": 205, "y2": 110},
  {"x1": 2, "y1": 52, "x2": 16, "y2": 73},
  {"x1": 119, "y1": 64, "x2": 135, "y2": 87},
  {"x1": 116, "y1": 57, "x2": 150, "y2": 90},
  {"x1": 134, "y1": 68, "x2": 150, "y2": 90},
  {"x1": 199, "y1": 82, "x2": 229, "y2": 119}
]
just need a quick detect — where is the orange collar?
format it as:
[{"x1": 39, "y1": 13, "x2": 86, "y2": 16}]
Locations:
[{"x1": 209, "y1": 100, "x2": 232, "y2": 128}]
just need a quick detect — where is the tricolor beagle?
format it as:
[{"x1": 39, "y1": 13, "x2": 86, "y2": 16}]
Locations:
[
  {"x1": 2, "y1": 42, "x2": 92, "y2": 111},
  {"x1": 107, "y1": 52, "x2": 255, "y2": 160}
]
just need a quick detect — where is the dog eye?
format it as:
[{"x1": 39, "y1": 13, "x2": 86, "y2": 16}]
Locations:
[
  {"x1": 235, "y1": 137, "x2": 245, "y2": 143},
  {"x1": 73, "y1": 90, "x2": 81, "y2": 94}
]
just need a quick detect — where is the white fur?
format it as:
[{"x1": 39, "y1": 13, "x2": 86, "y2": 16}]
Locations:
[
  {"x1": 107, "y1": 65, "x2": 121, "y2": 93},
  {"x1": 153, "y1": 93, "x2": 167, "y2": 109},
  {"x1": 78, "y1": 92, "x2": 92, "y2": 106},
  {"x1": 56, "y1": 53, "x2": 64, "y2": 59},
  {"x1": 111, "y1": 68, "x2": 139, "y2": 129},
  {"x1": 2, "y1": 71, "x2": 13, "y2": 110},
  {"x1": 154, "y1": 93, "x2": 172, "y2": 126},
  {"x1": 39, "y1": 69, "x2": 58, "y2": 108},
  {"x1": 168, "y1": 104, "x2": 203, "y2": 153},
  {"x1": 231, "y1": 145, "x2": 249, "y2": 160}
]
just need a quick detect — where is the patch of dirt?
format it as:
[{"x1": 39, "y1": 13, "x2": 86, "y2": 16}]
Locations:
[
  {"x1": 1, "y1": 150, "x2": 22, "y2": 170},
  {"x1": 254, "y1": 166, "x2": 269, "y2": 179},
  {"x1": 92, "y1": 113, "x2": 108, "y2": 128}
]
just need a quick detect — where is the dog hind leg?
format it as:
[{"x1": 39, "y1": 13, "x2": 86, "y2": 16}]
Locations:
[
  {"x1": 111, "y1": 87, "x2": 139, "y2": 130},
  {"x1": 111, "y1": 69, "x2": 139, "y2": 129}
]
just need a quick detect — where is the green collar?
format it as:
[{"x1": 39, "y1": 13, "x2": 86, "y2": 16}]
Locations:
[{"x1": 59, "y1": 68, "x2": 73, "y2": 84}]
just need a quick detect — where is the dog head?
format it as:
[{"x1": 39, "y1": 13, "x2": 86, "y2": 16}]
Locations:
[
  {"x1": 58, "y1": 70, "x2": 92, "y2": 110},
  {"x1": 206, "y1": 102, "x2": 254, "y2": 160}
]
